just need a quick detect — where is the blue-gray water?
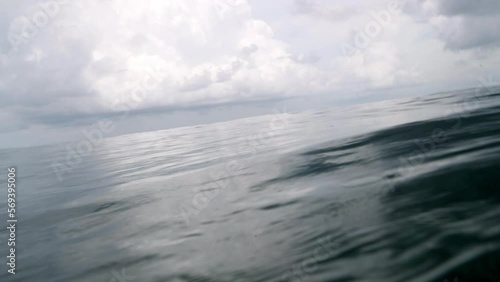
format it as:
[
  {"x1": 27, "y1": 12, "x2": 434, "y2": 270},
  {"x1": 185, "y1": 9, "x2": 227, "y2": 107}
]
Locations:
[{"x1": 1, "y1": 88, "x2": 500, "y2": 282}]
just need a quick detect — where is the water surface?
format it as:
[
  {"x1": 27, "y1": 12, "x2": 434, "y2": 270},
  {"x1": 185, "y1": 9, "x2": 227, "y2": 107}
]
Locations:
[{"x1": 1, "y1": 88, "x2": 500, "y2": 282}]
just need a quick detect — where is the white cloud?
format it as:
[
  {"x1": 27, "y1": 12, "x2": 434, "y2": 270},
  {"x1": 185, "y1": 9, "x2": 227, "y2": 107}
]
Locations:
[
  {"x1": 0, "y1": 0, "x2": 499, "y2": 147},
  {"x1": 1, "y1": 0, "x2": 335, "y2": 119},
  {"x1": 404, "y1": 0, "x2": 500, "y2": 50},
  {"x1": 335, "y1": 41, "x2": 422, "y2": 89}
]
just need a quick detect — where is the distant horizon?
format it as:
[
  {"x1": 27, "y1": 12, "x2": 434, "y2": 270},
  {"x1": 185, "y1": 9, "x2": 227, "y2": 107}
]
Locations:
[
  {"x1": 2, "y1": 83, "x2": 498, "y2": 150},
  {"x1": 2, "y1": 0, "x2": 500, "y2": 150}
]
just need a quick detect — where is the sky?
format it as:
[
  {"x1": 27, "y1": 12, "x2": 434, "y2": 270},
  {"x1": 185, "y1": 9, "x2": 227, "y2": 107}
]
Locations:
[{"x1": 1, "y1": 0, "x2": 500, "y2": 148}]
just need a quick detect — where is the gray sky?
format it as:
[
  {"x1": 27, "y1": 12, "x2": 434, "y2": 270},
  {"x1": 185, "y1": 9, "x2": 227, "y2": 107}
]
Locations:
[{"x1": 1, "y1": 0, "x2": 500, "y2": 148}]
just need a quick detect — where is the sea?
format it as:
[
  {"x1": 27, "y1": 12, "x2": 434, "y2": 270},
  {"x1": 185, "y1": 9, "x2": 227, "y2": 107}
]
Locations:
[{"x1": 1, "y1": 87, "x2": 500, "y2": 282}]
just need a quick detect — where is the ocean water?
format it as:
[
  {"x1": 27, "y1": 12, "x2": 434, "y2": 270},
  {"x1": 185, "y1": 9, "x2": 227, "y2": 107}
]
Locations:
[{"x1": 1, "y1": 88, "x2": 500, "y2": 282}]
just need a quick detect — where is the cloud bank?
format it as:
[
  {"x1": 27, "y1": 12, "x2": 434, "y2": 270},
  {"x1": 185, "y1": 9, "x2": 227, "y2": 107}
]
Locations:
[{"x1": 0, "y1": 0, "x2": 499, "y2": 147}]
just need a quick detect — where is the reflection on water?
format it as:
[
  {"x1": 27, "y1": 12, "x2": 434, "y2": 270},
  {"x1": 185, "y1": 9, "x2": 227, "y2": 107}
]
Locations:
[{"x1": 1, "y1": 88, "x2": 500, "y2": 281}]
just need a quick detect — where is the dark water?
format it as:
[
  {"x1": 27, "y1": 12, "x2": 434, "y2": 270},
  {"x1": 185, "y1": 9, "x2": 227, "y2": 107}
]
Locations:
[{"x1": 1, "y1": 88, "x2": 500, "y2": 282}]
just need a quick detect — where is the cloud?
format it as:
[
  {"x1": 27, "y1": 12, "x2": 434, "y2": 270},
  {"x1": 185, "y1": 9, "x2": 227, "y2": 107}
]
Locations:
[
  {"x1": 436, "y1": 0, "x2": 500, "y2": 16},
  {"x1": 335, "y1": 41, "x2": 421, "y2": 89},
  {"x1": 0, "y1": 0, "x2": 333, "y2": 128},
  {"x1": 404, "y1": 0, "x2": 500, "y2": 50},
  {"x1": 1, "y1": 0, "x2": 500, "y2": 148},
  {"x1": 293, "y1": 0, "x2": 357, "y2": 22}
]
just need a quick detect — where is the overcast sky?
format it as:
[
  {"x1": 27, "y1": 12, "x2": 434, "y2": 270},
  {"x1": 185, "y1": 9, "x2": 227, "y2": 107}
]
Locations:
[{"x1": 1, "y1": 0, "x2": 500, "y2": 148}]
